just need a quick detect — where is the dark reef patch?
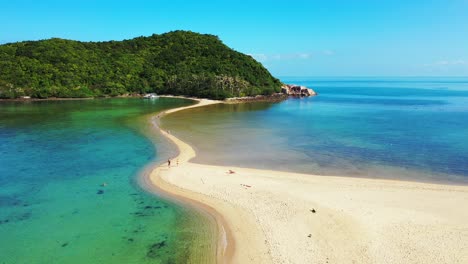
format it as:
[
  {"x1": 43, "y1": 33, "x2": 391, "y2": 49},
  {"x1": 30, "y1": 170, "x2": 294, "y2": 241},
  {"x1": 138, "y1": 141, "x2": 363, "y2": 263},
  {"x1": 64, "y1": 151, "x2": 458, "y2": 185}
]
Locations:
[
  {"x1": 0, "y1": 195, "x2": 23, "y2": 207},
  {"x1": 18, "y1": 211, "x2": 32, "y2": 221},
  {"x1": 0, "y1": 210, "x2": 32, "y2": 225},
  {"x1": 146, "y1": 240, "x2": 167, "y2": 259}
]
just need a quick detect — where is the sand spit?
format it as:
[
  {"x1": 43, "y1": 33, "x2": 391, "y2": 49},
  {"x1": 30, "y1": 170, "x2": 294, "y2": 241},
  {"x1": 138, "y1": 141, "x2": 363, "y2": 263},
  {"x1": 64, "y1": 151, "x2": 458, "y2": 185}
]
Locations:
[{"x1": 147, "y1": 97, "x2": 468, "y2": 264}]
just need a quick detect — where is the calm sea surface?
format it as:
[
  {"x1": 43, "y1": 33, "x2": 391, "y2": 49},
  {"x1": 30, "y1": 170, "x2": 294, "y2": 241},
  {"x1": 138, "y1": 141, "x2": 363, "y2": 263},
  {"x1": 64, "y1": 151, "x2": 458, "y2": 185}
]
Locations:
[
  {"x1": 2, "y1": 78, "x2": 468, "y2": 263},
  {"x1": 0, "y1": 98, "x2": 216, "y2": 264},
  {"x1": 162, "y1": 77, "x2": 468, "y2": 184}
]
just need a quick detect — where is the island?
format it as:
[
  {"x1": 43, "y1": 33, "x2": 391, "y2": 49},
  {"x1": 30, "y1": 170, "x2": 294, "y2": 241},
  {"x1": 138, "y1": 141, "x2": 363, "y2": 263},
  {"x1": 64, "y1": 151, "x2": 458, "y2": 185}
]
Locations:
[{"x1": 0, "y1": 31, "x2": 282, "y2": 100}]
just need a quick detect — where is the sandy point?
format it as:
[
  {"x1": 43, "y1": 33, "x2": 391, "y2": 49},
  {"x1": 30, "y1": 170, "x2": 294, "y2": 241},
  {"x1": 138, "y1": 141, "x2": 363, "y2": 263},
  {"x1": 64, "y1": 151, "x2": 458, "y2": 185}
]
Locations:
[{"x1": 146, "y1": 97, "x2": 468, "y2": 264}]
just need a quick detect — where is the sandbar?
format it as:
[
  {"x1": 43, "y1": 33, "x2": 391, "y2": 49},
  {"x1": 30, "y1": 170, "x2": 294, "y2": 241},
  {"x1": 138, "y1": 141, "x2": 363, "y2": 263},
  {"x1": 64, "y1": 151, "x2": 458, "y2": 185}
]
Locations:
[{"x1": 147, "y1": 98, "x2": 468, "y2": 264}]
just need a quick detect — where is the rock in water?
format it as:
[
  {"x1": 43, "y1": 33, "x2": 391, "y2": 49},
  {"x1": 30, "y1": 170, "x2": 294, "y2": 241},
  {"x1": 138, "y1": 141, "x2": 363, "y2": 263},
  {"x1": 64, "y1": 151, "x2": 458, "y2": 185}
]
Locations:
[{"x1": 281, "y1": 84, "x2": 317, "y2": 97}]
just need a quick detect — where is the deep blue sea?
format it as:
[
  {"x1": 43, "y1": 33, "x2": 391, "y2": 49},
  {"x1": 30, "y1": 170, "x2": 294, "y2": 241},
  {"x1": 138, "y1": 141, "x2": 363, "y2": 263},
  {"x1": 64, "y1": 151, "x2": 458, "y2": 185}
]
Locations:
[{"x1": 163, "y1": 77, "x2": 468, "y2": 184}]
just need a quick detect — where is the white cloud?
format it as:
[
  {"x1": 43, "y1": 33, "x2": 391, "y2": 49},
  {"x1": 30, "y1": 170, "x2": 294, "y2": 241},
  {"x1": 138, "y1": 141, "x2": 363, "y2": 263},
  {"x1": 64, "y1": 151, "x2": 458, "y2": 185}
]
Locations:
[
  {"x1": 298, "y1": 53, "x2": 312, "y2": 59},
  {"x1": 248, "y1": 53, "x2": 268, "y2": 62},
  {"x1": 322, "y1": 50, "x2": 335, "y2": 56},
  {"x1": 248, "y1": 53, "x2": 313, "y2": 62},
  {"x1": 248, "y1": 49, "x2": 336, "y2": 63},
  {"x1": 424, "y1": 59, "x2": 467, "y2": 67}
]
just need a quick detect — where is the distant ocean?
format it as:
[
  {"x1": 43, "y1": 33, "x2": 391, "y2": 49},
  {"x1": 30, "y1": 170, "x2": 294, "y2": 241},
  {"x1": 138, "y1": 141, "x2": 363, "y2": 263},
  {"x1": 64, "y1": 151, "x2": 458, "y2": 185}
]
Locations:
[
  {"x1": 0, "y1": 98, "x2": 215, "y2": 264},
  {"x1": 162, "y1": 77, "x2": 468, "y2": 184}
]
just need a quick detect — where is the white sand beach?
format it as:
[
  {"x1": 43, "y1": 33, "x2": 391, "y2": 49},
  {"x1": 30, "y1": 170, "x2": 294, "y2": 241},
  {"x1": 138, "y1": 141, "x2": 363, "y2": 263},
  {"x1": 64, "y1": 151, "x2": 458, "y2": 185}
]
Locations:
[{"x1": 148, "y1": 98, "x2": 468, "y2": 264}]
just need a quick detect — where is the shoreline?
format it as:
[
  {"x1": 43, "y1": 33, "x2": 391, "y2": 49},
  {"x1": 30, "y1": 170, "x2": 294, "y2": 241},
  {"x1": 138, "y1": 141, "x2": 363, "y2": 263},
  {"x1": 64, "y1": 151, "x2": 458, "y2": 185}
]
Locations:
[
  {"x1": 0, "y1": 91, "x2": 299, "y2": 104},
  {"x1": 145, "y1": 97, "x2": 468, "y2": 263},
  {"x1": 142, "y1": 97, "x2": 235, "y2": 263}
]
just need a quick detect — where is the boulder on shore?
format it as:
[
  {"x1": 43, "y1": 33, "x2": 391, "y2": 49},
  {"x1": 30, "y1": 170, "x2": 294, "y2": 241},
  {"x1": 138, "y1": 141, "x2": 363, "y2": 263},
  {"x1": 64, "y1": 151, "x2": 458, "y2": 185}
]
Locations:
[{"x1": 281, "y1": 84, "x2": 317, "y2": 97}]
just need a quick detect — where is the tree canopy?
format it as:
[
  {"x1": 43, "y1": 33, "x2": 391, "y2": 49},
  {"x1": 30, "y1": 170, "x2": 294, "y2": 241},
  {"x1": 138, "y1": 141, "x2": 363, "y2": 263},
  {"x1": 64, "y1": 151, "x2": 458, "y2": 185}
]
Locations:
[{"x1": 0, "y1": 31, "x2": 281, "y2": 99}]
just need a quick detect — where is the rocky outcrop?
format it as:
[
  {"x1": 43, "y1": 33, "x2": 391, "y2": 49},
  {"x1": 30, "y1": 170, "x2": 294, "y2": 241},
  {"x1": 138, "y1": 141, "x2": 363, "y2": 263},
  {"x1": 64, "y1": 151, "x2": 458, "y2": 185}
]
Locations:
[
  {"x1": 281, "y1": 84, "x2": 317, "y2": 97},
  {"x1": 223, "y1": 84, "x2": 316, "y2": 104}
]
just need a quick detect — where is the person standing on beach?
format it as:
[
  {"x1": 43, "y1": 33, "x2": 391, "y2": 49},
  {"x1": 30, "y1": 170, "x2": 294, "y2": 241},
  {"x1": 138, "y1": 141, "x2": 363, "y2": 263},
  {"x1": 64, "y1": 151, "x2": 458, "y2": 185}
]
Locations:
[{"x1": 168, "y1": 159, "x2": 171, "y2": 167}]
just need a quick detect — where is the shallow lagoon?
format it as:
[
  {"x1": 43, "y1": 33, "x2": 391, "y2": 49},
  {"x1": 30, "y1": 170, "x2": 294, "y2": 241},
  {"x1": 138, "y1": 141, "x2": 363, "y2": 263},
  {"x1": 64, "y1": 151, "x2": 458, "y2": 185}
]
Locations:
[
  {"x1": 163, "y1": 77, "x2": 468, "y2": 184},
  {"x1": 0, "y1": 98, "x2": 215, "y2": 264}
]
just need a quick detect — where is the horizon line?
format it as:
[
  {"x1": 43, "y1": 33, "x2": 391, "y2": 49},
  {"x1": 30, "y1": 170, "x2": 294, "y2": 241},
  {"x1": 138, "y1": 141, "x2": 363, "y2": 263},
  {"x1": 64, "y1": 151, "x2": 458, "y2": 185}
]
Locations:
[{"x1": 277, "y1": 76, "x2": 468, "y2": 78}]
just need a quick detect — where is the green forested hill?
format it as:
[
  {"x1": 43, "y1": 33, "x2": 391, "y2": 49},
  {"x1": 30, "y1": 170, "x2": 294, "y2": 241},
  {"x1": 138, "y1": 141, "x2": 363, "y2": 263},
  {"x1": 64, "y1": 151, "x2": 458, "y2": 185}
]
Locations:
[{"x1": 0, "y1": 31, "x2": 281, "y2": 99}]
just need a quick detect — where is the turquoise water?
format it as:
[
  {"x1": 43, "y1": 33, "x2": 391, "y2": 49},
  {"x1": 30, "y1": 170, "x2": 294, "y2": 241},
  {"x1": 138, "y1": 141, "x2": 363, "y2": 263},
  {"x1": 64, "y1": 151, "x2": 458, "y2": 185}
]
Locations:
[
  {"x1": 0, "y1": 98, "x2": 216, "y2": 264},
  {"x1": 162, "y1": 77, "x2": 468, "y2": 184},
  {"x1": 2, "y1": 79, "x2": 468, "y2": 263}
]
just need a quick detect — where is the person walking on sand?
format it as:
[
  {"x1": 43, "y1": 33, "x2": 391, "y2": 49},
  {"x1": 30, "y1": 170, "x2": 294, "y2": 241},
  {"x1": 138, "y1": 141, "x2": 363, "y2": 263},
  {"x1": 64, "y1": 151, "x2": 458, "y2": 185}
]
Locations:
[
  {"x1": 168, "y1": 159, "x2": 171, "y2": 167},
  {"x1": 177, "y1": 159, "x2": 179, "y2": 166}
]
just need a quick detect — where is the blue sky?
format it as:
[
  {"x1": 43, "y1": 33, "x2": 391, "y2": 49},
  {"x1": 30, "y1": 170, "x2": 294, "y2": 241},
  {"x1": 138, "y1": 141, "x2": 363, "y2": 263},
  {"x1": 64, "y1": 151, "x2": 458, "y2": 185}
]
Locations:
[{"x1": 2, "y1": 0, "x2": 468, "y2": 76}]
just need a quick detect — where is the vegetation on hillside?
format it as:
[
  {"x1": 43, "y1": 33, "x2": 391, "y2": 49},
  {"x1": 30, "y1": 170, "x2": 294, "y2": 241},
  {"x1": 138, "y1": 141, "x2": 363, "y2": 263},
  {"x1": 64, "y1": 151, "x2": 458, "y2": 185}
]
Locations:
[{"x1": 0, "y1": 31, "x2": 281, "y2": 99}]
